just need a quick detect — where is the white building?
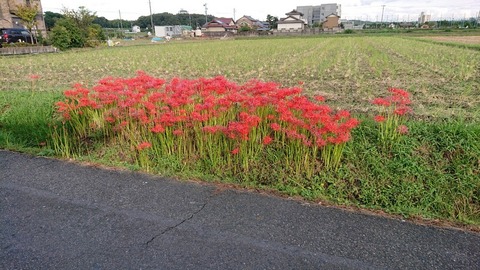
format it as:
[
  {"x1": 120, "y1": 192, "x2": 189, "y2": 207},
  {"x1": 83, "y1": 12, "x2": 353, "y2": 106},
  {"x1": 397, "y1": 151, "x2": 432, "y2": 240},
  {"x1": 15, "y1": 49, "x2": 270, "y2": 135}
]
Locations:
[
  {"x1": 418, "y1": 12, "x2": 431, "y2": 24},
  {"x1": 297, "y1": 3, "x2": 341, "y2": 25},
  {"x1": 132, "y1": 25, "x2": 141, "y2": 33},
  {"x1": 154, "y1": 25, "x2": 193, "y2": 37}
]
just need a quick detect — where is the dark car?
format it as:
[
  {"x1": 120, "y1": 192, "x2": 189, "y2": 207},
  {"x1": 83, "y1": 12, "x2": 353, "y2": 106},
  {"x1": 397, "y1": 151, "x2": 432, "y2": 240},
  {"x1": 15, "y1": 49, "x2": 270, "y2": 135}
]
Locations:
[{"x1": 0, "y1": 28, "x2": 37, "y2": 47}]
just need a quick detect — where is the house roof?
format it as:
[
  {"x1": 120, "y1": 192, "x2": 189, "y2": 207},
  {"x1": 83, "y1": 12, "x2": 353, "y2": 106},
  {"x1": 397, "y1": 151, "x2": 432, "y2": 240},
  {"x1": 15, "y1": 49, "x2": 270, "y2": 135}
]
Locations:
[
  {"x1": 203, "y1": 18, "x2": 238, "y2": 29},
  {"x1": 279, "y1": 16, "x2": 306, "y2": 24},
  {"x1": 255, "y1": 21, "x2": 271, "y2": 31},
  {"x1": 285, "y1": 10, "x2": 303, "y2": 16},
  {"x1": 215, "y1": 17, "x2": 235, "y2": 25},
  {"x1": 326, "y1": 13, "x2": 340, "y2": 18},
  {"x1": 242, "y1": 15, "x2": 258, "y2": 22}
]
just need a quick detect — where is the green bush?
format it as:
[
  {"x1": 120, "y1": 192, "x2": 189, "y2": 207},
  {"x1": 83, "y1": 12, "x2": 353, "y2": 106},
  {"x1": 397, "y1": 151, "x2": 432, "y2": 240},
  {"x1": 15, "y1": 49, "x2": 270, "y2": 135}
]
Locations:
[{"x1": 50, "y1": 25, "x2": 72, "y2": 50}]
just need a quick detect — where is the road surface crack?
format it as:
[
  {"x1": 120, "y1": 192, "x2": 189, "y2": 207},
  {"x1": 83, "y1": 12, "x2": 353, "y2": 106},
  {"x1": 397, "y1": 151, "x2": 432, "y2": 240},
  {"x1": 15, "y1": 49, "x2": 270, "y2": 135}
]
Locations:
[{"x1": 145, "y1": 192, "x2": 217, "y2": 247}]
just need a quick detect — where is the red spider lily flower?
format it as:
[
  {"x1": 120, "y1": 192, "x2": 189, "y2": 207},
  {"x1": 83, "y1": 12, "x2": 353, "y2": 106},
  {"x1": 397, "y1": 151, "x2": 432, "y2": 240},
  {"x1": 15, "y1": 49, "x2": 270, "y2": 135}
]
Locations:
[
  {"x1": 314, "y1": 95, "x2": 325, "y2": 102},
  {"x1": 371, "y1": 98, "x2": 391, "y2": 107},
  {"x1": 105, "y1": 116, "x2": 115, "y2": 123},
  {"x1": 397, "y1": 125, "x2": 409, "y2": 135},
  {"x1": 266, "y1": 114, "x2": 275, "y2": 120},
  {"x1": 394, "y1": 106, "x2": 412, "y2": 116},
  {"x1": 389, "y1": 88, "x2": 409, "y2": 98},
  {"x1": 137, "y1": 141, "x2": 152, "y2": 150},
  {"x1": 270, "y1": 123, "x2": 281, "y2": 131},
  {"x1": 231, "y1": 148, "x2": 240, "y2": 155},
  {"x1": 262, "y1": 136, "x2": 273, "y2": 145},
  {"x1": 302, "y1": 138, "x2": 312, "y2": 147},
  {"x1": 315, "y1": 138, "x2": 327, "y2": 147},
  {"x1": 339, "y1": 118, "x2": 360, "y2": 131},
  {"x1": 173, "y1": 129, "x2": 184, "y2": 136},
  {"x1": 151, "y1": 125, "x2": 165, "y2": 133},
  {"x1": 337, "y1": 110, "x2": 350, "y2": 118},
  {"x1": 374, "y1": 115, "x2": 386, "y2": 123},
  {"x1": 29, "y1": 74, "x2": 40, "y2": 80},
  {"x1": 202, "y1": 126, "x2": 222, "y2": 134}
]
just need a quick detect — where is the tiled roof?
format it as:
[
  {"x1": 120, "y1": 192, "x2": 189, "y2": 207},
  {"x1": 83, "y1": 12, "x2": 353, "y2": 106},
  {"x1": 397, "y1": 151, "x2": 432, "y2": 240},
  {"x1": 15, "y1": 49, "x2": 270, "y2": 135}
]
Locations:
[
  {"x1": 204, "y1": 18, "x2": 238, "y2": 30},
  {"x1": 285, "y1": 9, "x2": 303, "y2": 16},
  {"x1": 215, "y1": 17, "x2": 235, "y2": 25}
]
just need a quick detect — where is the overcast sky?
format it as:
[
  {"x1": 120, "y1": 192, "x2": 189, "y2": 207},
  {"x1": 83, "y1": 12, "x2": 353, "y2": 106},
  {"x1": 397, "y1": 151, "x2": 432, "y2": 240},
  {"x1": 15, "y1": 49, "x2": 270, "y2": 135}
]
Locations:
[{"x1": 41, "y1": 0, "x2": 480, "y2": 22}]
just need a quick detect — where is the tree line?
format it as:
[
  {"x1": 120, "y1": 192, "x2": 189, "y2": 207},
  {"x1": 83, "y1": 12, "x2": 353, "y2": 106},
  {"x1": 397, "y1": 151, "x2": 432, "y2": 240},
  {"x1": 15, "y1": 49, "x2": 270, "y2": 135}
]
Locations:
[{"x1": 45, "y1": 11, "x2": 214, "y2": 31}]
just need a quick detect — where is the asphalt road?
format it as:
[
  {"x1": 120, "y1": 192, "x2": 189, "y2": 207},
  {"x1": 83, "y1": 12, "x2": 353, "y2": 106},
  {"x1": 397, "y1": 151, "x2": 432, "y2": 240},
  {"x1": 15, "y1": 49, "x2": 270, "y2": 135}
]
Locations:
[{"x1": 1, "y1": 150, "x2": 479, "y2": 269}]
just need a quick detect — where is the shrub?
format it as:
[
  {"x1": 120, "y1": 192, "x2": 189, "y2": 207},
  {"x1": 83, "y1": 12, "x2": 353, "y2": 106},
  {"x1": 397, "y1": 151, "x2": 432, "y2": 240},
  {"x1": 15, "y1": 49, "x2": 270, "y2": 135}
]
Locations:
[{"x1": 50, "y1": 25, "x2": 71, "y2": 50}]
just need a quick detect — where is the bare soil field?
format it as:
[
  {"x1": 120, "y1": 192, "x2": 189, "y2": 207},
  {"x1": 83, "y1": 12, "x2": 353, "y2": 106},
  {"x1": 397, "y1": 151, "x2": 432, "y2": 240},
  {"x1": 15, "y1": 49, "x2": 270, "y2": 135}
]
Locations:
[{"x1": 424, "y1": 35, "x2": 480, "y2": 44}]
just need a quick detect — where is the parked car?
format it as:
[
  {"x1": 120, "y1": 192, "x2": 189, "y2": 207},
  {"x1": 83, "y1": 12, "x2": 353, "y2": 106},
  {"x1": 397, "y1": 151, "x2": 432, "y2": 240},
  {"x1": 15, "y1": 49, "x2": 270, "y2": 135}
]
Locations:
[{"x1": 0, "y1": 28, "x2": 37, "y2": 47}]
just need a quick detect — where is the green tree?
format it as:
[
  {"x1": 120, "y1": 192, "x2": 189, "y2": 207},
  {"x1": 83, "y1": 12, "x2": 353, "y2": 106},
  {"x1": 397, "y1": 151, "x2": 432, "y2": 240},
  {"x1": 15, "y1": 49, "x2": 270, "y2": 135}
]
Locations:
[
  {"x1": 135, "y1": 13, "x2": 213, "y2": 30},
  {"x1": 62, "y1": 6, "x2": 96, "y2": 31},
  {"x1": 266, "y1": 14, "x2": 278, "y2": 29},
  {"x1": 238, "y1": 25, "x2": 252, "y2": 32},
  {"x1": 15, "y1": 2, "x2": 38, "y2": 44},
  {"x1": 93, "y1": 16, "x2": 111, "y2": 28},
  {"x1": 50, "y1": 25, "x2": 71, "y2": 50},
  {"x1": 44, "y1": 11, "x2": 64, "y2": 30},
  {"x1": 50, "y1": 6, "x2": 105, "y2": 49},
  {"x1": 52, "y1": 18, "x2": 84, "y2": 48}
]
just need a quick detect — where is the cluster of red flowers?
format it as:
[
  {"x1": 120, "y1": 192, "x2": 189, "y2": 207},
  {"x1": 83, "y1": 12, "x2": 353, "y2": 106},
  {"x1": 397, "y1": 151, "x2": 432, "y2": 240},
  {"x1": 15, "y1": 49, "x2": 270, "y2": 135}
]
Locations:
[
  {"x1": 56, "y1": 71, "x2": 360, "y2": 153},
  {"x1": 372, "y1": 88, "x2": 412, "y2": 122},
  {"x1": 371, "y1": 87, "x2": 412, "y2": 137}
]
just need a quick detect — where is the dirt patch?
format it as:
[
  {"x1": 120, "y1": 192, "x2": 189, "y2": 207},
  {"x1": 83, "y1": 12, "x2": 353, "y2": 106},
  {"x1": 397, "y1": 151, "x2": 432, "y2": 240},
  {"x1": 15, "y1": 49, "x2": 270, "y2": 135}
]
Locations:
[{"x1": 424, "y1": 36, "x2": 480, "y2": 44}]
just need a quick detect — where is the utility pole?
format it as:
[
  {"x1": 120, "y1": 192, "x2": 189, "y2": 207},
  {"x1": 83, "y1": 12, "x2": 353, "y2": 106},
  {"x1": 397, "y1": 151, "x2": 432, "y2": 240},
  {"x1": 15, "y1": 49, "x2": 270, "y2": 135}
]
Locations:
[
  {"x1": 119, "y1": 10, "x2": 123, "y2": 31},
  {"x1": 381, "y1": 5, "x2": 386, "y2": 26},
  {"x1": 149, "y1": 0, "x2": 154, "y2": 35},
  {"x1": 233, "y1": 8, "x2": 236, "y2": 21},
  {"x1": 204, "y1": 3, "x2": 208, "y2": 24}
]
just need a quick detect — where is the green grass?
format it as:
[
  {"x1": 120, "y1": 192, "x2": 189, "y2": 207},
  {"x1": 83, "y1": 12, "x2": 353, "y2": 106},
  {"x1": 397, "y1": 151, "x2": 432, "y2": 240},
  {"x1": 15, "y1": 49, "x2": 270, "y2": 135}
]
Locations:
[
  {"x1": 1, "y1": 35, "x2": 479, "y2": 228},
  {"x1": 0, "y1": 90, "x2": 61, "y2": 154}
]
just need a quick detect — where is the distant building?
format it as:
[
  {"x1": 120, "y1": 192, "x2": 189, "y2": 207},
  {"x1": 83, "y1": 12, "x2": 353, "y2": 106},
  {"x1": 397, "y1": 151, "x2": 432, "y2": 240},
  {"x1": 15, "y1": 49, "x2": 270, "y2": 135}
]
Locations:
[
  {"x1": 342, "y1": 21, "x2": 364, "y2": 30},
  {"x1": 418, "y1": 12, "x2": 431, "y2": 24},
  {"x1": 277, "y1": 10, "x2": 307, "y2": 31},
  {"x1": 154, "y1": 25, "x2": 192, "y2": 37},
  {"x1": 202, "y1": 18, "x2": 237, "y2": 32},
  {"x1": 0, "y1": 0, "x2": 47, "y2": 36},
  {"x1": 236, "y1": 15, "x2": 270, "y2": 31},
  {"x1": 322, "y1": 14, "x2": 340, "y2": 31},
  {"x1": 297, "y1": 3, "x2": 341, "y2": 25}
]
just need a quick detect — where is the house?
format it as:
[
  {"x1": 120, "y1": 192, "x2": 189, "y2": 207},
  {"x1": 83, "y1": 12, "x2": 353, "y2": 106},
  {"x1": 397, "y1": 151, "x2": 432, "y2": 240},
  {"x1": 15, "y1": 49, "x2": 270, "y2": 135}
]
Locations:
[
  {"x1": 203, "y1": 18, "x2": 237, "y2": 33},
  {"x1": 322, "y1": 13, "x2": 340, "y2": 30},
  {"x1": 154, "y1": 25, "x2": 193, "y2": 38},
  {"x1": 277, "y1": 10, "x2": 307, "y2": 31},
  {"x1": 0, "y1": 0, "x2": 47, "y2": 36},
  {"x1": 236, "y1": 15, "x2": 270, "y2": 31}
]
